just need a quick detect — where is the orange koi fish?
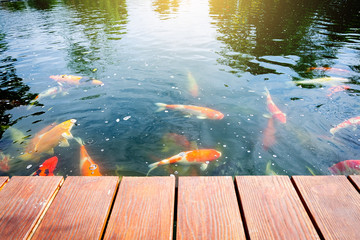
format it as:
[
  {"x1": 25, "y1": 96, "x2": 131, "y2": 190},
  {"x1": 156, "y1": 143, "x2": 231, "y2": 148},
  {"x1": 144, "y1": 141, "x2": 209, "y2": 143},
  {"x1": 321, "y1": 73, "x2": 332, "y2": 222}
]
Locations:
[
  {"x1": 307, "y1": 67, "x2": 351, "y2": 73},
  {"x1": 50, "y1": 75, "x2": 103, "y2": 86},
  {"x1": 330, "y1": 116, "x2": 360, "y2": 135},
  {"x1": 156, "y1": 103, "x2": 224, "y2": 120},
  {"x1": 20, "y1": 119, "x2": 76, "y2": 161},
  {"x1": 75, "y1": 138, "x2": 102, "y2": 176},
  {"x1": 329, "y1": 160, "x2": 360, "y2": 175},
  {"x1": 327, "y1": 85, "x2": 350, "y2": 97},
  {"x1": 264, "y1": 87, "x2": 286, "y2": 123},
  {"x1": 147, "y1": 149, "x2": 221, "y2": 175},
  {"x1": 32, "y1": 156, "x2": 58, "y2": 176},
  {"x1": 187, "y1": 71, "x2": 199, "y2": 97},
  {"x1": 263, "y1": 117, "x2": 276, "y2": 150},
  {"x1": 0, "y1": 152, "x2": 10, "y2": 172}
]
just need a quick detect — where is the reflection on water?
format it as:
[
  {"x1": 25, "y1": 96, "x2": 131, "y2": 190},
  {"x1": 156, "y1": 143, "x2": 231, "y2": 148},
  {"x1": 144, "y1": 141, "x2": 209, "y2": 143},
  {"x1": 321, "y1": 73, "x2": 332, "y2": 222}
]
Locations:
[{"x1": 0, "y1": 0, "x2": 359, "y2": 177}]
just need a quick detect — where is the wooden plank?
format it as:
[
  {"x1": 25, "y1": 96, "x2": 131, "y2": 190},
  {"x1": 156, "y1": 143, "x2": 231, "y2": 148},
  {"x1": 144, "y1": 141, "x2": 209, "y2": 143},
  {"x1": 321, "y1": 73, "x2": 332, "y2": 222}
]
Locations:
[
  {"x1": 0, "y1": 176, "x2": 9, "y2": 190},
  {"x1": 349, "y1": 175, "x2": 360, "y2": 191},
  {"x1": 32, "y1": 176, "x2": 119, "y2": 239},
  {"x1": 103, "y1": 176, "x2": 175, "y2": 240},
  {"x1": 0, "y1": 176, "x2": 63, "y2": 240},
  {"x1": 235, "y1": 176, "x2": 319, "y2": 239},
  {"x1": 177, "y1": 176, "x2": 245, "y2": 240},
  {"x1": 292, "y1": 176, "x2": 360, "y2": 240}
]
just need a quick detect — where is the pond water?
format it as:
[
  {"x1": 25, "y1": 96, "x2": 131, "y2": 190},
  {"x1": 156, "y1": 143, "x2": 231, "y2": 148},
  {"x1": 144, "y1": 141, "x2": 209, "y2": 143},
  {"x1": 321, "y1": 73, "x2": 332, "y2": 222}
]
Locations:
[{"x1": 0, "y1": 0, "x2": 359, "y2": 177}]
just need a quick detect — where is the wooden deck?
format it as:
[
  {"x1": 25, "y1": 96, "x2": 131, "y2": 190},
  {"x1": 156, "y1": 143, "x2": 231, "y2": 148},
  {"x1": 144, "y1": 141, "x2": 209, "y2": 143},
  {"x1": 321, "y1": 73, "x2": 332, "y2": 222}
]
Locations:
[{"x1": 0, "y1": 176, "x2": 359, "y2": 239}]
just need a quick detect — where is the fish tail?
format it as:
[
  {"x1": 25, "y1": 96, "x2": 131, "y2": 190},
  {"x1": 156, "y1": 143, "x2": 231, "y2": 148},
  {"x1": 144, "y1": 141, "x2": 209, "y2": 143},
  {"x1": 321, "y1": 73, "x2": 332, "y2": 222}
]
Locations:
[
  {"x1": 155, "y1": 103, "x2": 167, "y2": 112},
  {"x1": 74, "y1": 137, "x2": 85, "y2": 146},
  {"x1": 147, "y1": 162, "x2": 159, "y2": 176},
  {"x1": 330, "y1": 128, "x2": 336, "y2": 135},
  {"x1": 264, "y1": 86, "x2": 270, "y2": 96}
]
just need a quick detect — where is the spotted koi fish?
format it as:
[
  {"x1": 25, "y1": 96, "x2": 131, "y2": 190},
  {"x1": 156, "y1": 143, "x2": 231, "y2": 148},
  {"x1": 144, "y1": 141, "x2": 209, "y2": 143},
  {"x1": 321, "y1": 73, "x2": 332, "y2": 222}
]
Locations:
[
  {"x1": 147, "y1": 149, "x2": 221, "y2": 176},
  {"x1": 32, "y1": 156, "x2": 58, "y2": 176},
  {"x1": 264, "y1": 87, "x2": 286, "y2": 123},
  {"x1": 50, "y1": 75, "x2": 103, "y2": 86},
  {"x1": 156, "y1": 103, "x2": 224, "y2": 120},
  {"x1": 330, "y1": 116, "x2": 360, "y2": 135}
]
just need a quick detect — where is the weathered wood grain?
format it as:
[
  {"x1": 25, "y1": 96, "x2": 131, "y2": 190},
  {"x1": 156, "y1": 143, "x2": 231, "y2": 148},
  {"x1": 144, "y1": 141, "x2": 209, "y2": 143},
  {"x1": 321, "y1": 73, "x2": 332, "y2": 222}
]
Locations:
[
  {"x1": 103, "y1": 176, "x2": 175, "y2": 240},
  {"x1": 0, "y1": 176, "x2": 63, "y2": 240},
  {"x1": 32, "y1": 176, "x2": 119, "y2": 240},
  {"x1": 235, "y1": 176, "x2": 319, "y2": 239},
  {"x1": 0, "y1": 176, "x2": 9, "y2": 190},
  {"x1": 349, "y1": 175, "x2": 360, "y2": 191},
  {"x1": 293, "y1": 176, "x2": 360, "y2": 240},
  {"x1": 177, "y1": 176, "x2": 245, "y2": 240}
]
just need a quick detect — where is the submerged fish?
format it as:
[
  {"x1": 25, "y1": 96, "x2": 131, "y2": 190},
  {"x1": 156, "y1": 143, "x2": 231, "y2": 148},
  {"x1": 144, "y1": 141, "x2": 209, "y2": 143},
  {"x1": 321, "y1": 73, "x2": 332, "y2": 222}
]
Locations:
[
  {"x1": 147, "y1": 149, "x2": 221, "y2": 176},
  {"x1": 187, "y1": 71, "x2": 199, "y2": 97},
  {"x1": 264, "y1": 87, "x2": 286, "y2": 123},
  {"x1": 161, "y1": 133, "x2": 191, "y2": 152},
  {"x1": 263, "y1": 117, "x2": 276, "y2": 150},
  {"x1": 32, "y1": 156, "x2": 58, "y2": 176},
  {"x1": 329, "y1": 160, "x2": 360, "y2": 175},
  {"x1": 327, "y1": 85, "x2": 350, "y2": 97},
  {"x1": 294, "y1": 77, "x2": 349, "y2": 85},
  {"x1": 76, "y1": 138, "x2": 102, "y2": 176},
  {"x1": 265, "y1": 161, "x2": 277, "y2": 175},
  {"x1": 28, "y1": 86, "x2": 63, "y2": 110},
  {"x1": 330, "y1": 116, "x2": 360, "y2": 135},
  {"x1": 0, "y1": 152, "x2": 10, "y2": 172},
  {"x1": 7, "y1": 127, "x2": 29, "y2": 146},
  {"x1": 155, "y1": 103, "x2": 224, "y2": 120},
  {"x1": 50, "y1": 75, "x2": 103, "y2": 86},
  {"x1": 20, "y1": 119, "x2": 76, "y2": 161},
  {"x1": 307, "y1": 67, "x2": 351, "y2": 73}
]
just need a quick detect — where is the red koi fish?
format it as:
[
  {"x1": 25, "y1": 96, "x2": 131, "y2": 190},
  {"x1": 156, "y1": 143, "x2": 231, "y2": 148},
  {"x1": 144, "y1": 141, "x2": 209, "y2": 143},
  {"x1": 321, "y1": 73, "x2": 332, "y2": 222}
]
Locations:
[
  {"x1": 263, "y1": 117, "x2": 276, "y2": 150},
  {"x1": 0, "y1": 152, "x2": 10, "y2": 172},
  {"x1": 147, "y1": 149, "x2": 221, "y2": 175},
  {"x1": 329, "y1": 160, "x2": 360, "y2": 175},
  {"x1": 264, "y1": 87, "x2": 286, "y2": 123},
  {"x1": 50, "y1": 75, "x2": 103, "y2": 86},
  {"x1": 156, "y1": 103, "x2": 224, "y2": 120},
  {"x1": 187, "y1": 71, "x2": 199, "y2": 97},
  {"x1": 307, "y1": 67, "x2": 350, "y2": 73},
  {"x1": 330, "y1": 116, "x2": 360, "y2": 135},
  {"x1": 32, "y1": 156, "x2": 58, "y2": 176},
  {"x1": 76, "y1": 138, "x2": 102, "y2": 176},
  {"x1": 327, "y1": 85, "x2": 350, "y2": 97}
]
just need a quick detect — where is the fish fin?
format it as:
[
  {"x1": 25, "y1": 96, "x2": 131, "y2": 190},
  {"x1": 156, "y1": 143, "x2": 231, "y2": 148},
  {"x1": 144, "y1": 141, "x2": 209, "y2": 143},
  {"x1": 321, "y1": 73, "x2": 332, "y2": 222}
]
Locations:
[
  {"x1": 306, "y1": 166, "x2": 316, "y2": 176},
  {"x1": 196, "y1": 115, "x2": 207, "y2": 119},
  {"x1": 58, "y1": 139, "x2": 70, "y2": 147},
  {"x1": 265, "y1": 161, "x2": 277, "y2": 175},
  {"x1": 47, "y1": 148, "x2": 54, "y2": 155},
  {"x1": 184, "y1": 115, "x2": 192, "y2": 118},
  {"x1": 200, "y1": 163, "x2": 208, "y2": 171},
  {"x1": 189, "y1": 141, "x2": 198, "y2": 150},
  {"x1": 74, "y1": 137, "x2": 84, "y2": 146},
  {"x1": 51, "y1": 95, "x2": 56, "y2": 99},
  {"x1": 155, "y1": 103, "x2": 167, "y2": 112},
  {"x1": 263, "y1": 114, "x2": 272, "y2": 118},
  {"x1": 264, "y1": 86, "x2": 270, "y2": 96},
  {"x1": 61, "y1": 131, "x2": 73, "y2": 139},
  {"x1": 146, "y1": 162, "x2": 159, "y2": 176}
]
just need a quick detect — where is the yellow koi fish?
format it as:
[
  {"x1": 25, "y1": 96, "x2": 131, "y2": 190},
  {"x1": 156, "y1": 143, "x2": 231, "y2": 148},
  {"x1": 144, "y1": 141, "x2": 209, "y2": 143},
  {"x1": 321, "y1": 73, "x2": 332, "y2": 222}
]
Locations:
[
  {"x1": 20, "y1": 119, "x2": 76, "y2": 161},
  {"x1": 156, "y1": 103, "x2": 224, "y2": 120},
  {"x1": 294, "y1": 77, "x2": 349, "y2": 85}
]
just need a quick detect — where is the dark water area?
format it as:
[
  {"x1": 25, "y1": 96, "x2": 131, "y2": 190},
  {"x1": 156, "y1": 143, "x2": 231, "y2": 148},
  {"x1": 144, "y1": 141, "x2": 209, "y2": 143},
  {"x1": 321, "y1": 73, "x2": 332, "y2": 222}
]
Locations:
[{"x1": 0, "y1": 0, "x2": 359, "y2": 177}]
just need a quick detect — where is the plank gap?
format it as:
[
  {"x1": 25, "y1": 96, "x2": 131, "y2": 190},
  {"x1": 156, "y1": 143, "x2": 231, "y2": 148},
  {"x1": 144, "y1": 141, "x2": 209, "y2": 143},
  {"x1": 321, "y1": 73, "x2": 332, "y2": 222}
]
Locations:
[
  {"x1": 290, "y1": 177, "x2": 325, "y2": 240},
  {"x1": 348, "y1": 176, "x2": 360, "y2": 193},
  {"x1": 233, "y1": 177, "x2": 250, "y2": 240}
]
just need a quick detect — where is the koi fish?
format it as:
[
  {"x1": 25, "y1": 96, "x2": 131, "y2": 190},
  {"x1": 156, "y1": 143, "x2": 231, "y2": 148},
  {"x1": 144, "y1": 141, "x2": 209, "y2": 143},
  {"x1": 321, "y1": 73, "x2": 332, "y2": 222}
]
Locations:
[
  {"x1": 7, "y1": 127, "x2": 29, "y2": 146},
  {"x1": 27, "y1": 86, "x2": 63, "y2": 110},
  {"x1": 155, "y1": 103, "x2": 224, "y2": 120},
  {"x1": 264, "y1": 87, "x2": 286, "y2": 123},
  {"x1": 263, "y1": 117, "x2": 276, "y2": 150},
  {"x1": 294, "y1": 77, "x2": 349, "y2": 85},
  {"x1": 0, "y1": 152, "x2": 10, "y2": 172},
  {"x1": 307, "y1": 67, "x2": 351, "y2": 73},
  {"x1": 50, "y1": 75, "x2": 103, "y2": 86},
  {"x1": 20, "y1": 119, "x2": 76, "y2": 161},
  {"x1": 75, "y1": 138, "x2": 102, "y2": 176},
  {"x1": 329, "y1": 160, "x2": 360, "y2": 175},
  {"x1": 147, "y1": 149, "x2": 221, "y2": 176},
  {"x1": 161, "y1": 133, "x2": 191, "y2": 152},
  {"x1": 330, "y1": 116, "x2": 360, "y2": 135},
  {"x1": 327, "y1": 85, "x2": 350, "y2": 97},
  {"x1": 187, "y1": 71, "x2": 199, "y2": 97},
  {"x1": 32, "y1": 156, "x2": 58, "y2": 176}
]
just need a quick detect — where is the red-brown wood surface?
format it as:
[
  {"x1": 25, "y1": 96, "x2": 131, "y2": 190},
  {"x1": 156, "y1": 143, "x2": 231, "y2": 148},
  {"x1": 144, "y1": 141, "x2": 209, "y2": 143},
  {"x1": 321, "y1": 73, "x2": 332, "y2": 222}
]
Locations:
[
  {"x1": 0, "y1": 176, "x2": 63, "y2": 240},
  {"x1": 103, "y1": 176, "x2": 175, "y2": 240},
  {"x1": 32, "y1": 176, "x2": 119, "y2": 240},
  {"x1": 177, "y1": 176, "x2": 245, "y2": 240},
  {"x1": 293, "y1": 176, "x2": 360, "y2": 240},
  {"x1": 0, "y1": 176, "x2": 9, "y2": 190},
  {"x1": 349, "y1": 175, "x2": 360, "y2": 191},
  {"x1": 236, "y1": 176, "x2": 319, "y2": 239}
]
